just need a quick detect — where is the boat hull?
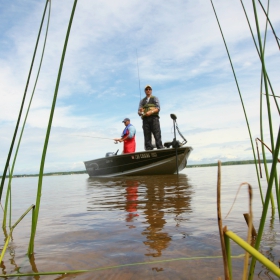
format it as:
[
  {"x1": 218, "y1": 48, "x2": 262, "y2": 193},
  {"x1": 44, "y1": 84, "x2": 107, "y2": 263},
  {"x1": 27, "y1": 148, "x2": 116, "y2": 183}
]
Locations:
[{"x1": 84, "y1": 146, "x2": 193, "y2": 177}]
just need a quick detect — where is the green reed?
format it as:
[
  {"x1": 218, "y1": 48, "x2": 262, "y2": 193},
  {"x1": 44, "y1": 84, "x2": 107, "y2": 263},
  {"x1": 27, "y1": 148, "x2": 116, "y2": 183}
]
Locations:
[
  {"x1": 212, "y1": 0, "x2": 280, "y2": 278},
  {"x1": 2, "y1": 0, "x2": 51, "y2": 230},
  {"x1": 210, "y1": 0, "x2": 264, "y2": 204},
  {"x1": 248, "y1": 0, "x2": 279, "y2": 277},
  {"x1": 0, "y1": 0, "x2": 78, "y2": 264},
  {"x1": 0, "y1": 0, "x2": 50, "y2": 202},
  {"x1": 0, "y1": 205, "x2": 35, "y2": 263},
  {"x1": 240, "y1": 0, "x2": 278, "y2": 214},
  {"x1": 28, "y1": 0, "x2": 78, "y2": 255}
]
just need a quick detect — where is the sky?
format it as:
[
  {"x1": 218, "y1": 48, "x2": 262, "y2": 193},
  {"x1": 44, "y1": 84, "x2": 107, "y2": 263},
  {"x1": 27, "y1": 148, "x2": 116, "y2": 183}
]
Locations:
[{"x1": 0, "y1": 0, "x2": 279, "y2": 175}]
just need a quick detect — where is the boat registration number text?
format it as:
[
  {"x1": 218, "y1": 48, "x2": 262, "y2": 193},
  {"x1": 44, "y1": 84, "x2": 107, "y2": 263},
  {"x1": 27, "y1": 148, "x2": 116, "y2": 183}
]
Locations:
[{"x1": 132, "y1": 152, "x2": 157, "y2": 159}]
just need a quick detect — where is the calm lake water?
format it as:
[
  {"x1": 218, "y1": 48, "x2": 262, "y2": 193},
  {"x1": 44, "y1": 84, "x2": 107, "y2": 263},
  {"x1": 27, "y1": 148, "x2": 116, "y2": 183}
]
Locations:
[{"x1": 1, "y1": 164, "x2": 280, "y2": 279}]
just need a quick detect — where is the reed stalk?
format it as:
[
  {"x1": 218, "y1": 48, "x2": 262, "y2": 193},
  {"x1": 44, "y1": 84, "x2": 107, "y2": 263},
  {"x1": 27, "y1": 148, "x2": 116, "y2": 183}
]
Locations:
[
  {"x1": 213, "y1": 1, "x2": 279, "y2": 277},
  {"x1": 240, "y1": 0, "x2": 280, "y2": 115},
  {"x1": 0, "y1": 0, "x2": 50, "y2": 202},
  {"x1": 240, "y1": 0, "x2": 279, "y2": 215},
  {"x1": 248, "y1": 128, "x2": 280, "y2": 279},
  {"x1": 0, "y1": 205, "x2": 34, "y2": 263},
  {"x1": 224, "y1": 232, "x2": 232, "y2": 279},
  {"x1": 242, "y1": 184, "x2": 253, "y2": 280},
  {"x1": 217, "y1": 161, "x2": 230, "y2": 280},
  {"x1": 257, "y1": 0, "x2": 280, "y2": 51},
  {"x1": 225, "y1": 230, "x2": 280, "y2": 278},
  {"x1": 2, "y1": 0, "x2": 51, "y2": 230},
  {"x1": 210, "y1": 0, "x2": 264, "y2": 205},
  {"x1": 2, "y1": 167, "x2": 11, "y2": 229},
  {"x1": 251, "y1": 0, "x2": 280, "y2": 218},
  {"x1": 28, "y1": 0, "x2": 78, "y2": 256},
  {"x1": 257, "y1": 0, "x2": 275, "y2": 214}
]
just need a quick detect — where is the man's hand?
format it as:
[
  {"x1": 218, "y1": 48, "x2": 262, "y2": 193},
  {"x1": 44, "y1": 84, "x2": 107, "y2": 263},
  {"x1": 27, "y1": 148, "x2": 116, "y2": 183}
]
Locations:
[
  {"x1": 146, "y1": 109, "x2": 156, "y2": 116},
  {"x1": 138, "y1": 108, "x2": 144, "y2": 116}
]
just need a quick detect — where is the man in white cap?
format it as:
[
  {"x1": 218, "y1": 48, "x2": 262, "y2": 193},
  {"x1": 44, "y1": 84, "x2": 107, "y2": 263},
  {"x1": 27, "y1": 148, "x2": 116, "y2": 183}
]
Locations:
[
  {"x1": 138, "y1": 85, "x2": 164, "y2": 150},
  {"x1": 114, "y1": 118, "x2": 136, "y2": 153}
]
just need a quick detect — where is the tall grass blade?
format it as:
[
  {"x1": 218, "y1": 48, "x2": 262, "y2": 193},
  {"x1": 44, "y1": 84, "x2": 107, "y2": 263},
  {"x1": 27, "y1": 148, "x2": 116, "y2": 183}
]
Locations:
[
  {"x1": 257, "y1": 0, "x2": 280, "y2": 50},
  {"x1": 217, "y1": 161, "x2": 230, "y2": 279},
  {"x1": 240, "y1": 0, "x2": 280, "y2": 115},
  {"x1": 0, "y1": 0, "x2": 50, "y2": 201},
  {"x1": 2, "y1": 0, "x2": 51, "y2": 230},
  {"x1": 210, "y1": 0, "x2": 264, "y2": 204},
  {"x1": 248, "y1": 127, "x2": 280, "y2": 279},
  {"x1": 250, "y1": 0, "x2": 279, "y2": 220},
  {"x1": 28, "y1": 0, "x2": 78, "y2": 255},
  {"x1": 0, "y1": 205, "x2": 34, "y2": 263}
]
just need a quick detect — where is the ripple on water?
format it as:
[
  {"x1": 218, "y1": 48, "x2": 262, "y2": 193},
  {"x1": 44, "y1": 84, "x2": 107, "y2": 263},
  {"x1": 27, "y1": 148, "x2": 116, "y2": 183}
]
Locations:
[{"x1": 1, "y1": 166, "x2": 279, "y2": 279}]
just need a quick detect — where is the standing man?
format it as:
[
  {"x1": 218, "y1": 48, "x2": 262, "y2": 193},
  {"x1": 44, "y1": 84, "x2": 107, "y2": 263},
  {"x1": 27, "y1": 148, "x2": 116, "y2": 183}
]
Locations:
[
  {"x1": 138, "y1": 85, "x2": 164, "y2": 150},
  {"x1": 114, "y1": 118, "x2": 136, "y2": 153}
]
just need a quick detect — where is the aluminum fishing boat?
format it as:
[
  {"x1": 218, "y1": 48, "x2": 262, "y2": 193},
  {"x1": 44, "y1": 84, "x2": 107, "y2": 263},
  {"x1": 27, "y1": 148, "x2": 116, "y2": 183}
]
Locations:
[
  {"x1": 84, "y1": 146, "x2": 192, "y2": 177},
  {"x1": 84, "y1": 113, "x2": 193, "y2": 177}
]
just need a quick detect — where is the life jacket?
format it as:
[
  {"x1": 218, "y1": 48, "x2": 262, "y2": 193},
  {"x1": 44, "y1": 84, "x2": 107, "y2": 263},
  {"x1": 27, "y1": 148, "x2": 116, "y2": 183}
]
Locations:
[{"x1": 142, "y1": 96, "x2": 159, "y2": 117}]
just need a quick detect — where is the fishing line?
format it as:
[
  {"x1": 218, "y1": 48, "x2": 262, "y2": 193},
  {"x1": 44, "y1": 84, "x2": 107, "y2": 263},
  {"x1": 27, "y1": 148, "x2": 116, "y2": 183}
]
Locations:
[
  {"x1": 0, "y1": 254, "x2": 245, "y2": 277},
  {"x1": 75, "y1": 135, "x2": 115, "y2": 140},
  {"x1": 75, "y1": 135, "x2": 118, "y2": 144}
]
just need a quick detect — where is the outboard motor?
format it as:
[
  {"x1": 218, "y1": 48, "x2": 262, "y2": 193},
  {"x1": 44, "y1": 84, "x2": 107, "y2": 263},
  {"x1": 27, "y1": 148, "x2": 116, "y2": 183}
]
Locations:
[{"x1": 105, "y1": 149, "x2": 119, "y2": 157}]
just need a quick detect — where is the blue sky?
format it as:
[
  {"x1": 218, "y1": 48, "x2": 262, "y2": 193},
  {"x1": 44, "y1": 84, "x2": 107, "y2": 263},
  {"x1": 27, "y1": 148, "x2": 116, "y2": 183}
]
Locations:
[{"x1": 0, "y1": 0, "x2": 279, "y2": 174}]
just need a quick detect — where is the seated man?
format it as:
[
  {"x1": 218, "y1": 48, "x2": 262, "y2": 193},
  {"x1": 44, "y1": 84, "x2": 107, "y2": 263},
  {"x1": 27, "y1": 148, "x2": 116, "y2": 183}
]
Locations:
[{"x1": 114, "y1": 118, "x2": 136, "y2": 153}]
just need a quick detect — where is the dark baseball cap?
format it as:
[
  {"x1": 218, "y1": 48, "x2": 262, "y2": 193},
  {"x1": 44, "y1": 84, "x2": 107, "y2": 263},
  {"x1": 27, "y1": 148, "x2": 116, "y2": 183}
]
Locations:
[{"x1": 122, "y1": 118, "x2": 130, "y2": 123}]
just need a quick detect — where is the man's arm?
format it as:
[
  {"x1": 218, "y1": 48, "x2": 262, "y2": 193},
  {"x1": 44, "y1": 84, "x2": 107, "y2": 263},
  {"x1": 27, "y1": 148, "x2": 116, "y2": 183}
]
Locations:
[
  {"x1": 138, "y1": 99, "x2": 144, "y2": 116},
  {"x1": 154, "y1": 96, "x2": 160, "y2": 111}
]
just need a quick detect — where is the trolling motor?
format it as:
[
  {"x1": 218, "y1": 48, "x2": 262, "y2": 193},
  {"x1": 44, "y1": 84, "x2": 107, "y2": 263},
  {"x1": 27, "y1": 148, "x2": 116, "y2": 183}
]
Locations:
[
  {"x1": 163, "y1": 114, "x2": 188, "y2": 175},
  {"x1": 164, "y1": 114, "x2": 187, "y2": 148}
]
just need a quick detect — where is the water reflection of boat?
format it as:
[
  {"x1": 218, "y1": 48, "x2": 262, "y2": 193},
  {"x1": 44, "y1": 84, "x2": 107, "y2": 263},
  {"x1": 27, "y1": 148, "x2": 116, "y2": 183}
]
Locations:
[
  {"x1": 141, "y1": 175, "x2": 192, "y2": 257},
  {"x1": 125, "y1": 180, "x2": 139, "y2": 224},
  {"x1": 86, "y1": 175, "x2": 192, "y2": 258},
  {"x1": 84, "y1": 146, "x2": 193, "y2": 177}
]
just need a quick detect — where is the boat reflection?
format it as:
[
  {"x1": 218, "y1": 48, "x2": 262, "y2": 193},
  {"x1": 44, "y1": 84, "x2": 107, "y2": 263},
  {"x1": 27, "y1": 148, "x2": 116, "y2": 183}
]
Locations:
[
  {"x1": 86, "y1": 174, "x2": 193, "y2": 258},
  {"x1": 124, "y1": 180, "x2": 139, "y2": 224},
  {"x1": 140, "y1": 175, "x2": 192, "y2": 257}
]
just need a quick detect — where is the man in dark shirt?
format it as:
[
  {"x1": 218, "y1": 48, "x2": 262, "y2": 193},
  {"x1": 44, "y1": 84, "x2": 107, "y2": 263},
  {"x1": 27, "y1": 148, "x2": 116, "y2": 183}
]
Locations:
[{"x1": 138, "y1": 85, "x2": 164, "y2": 150}]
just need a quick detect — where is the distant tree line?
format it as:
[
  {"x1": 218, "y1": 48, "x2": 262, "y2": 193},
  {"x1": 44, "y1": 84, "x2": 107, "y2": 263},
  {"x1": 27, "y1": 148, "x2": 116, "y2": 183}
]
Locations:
[
  {"x1": 0, "y1": 170, "x2": 87, "y2": 178},
  {"x1": 186, "y1": 159, "x2": 272, "y2": 168},
  {"x1": 0, "y1": 159, "x2": 273, "y2": 177}
]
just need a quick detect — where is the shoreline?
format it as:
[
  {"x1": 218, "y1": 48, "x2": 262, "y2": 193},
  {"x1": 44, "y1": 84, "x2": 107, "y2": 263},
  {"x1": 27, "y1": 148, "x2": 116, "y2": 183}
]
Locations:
[{"x1": 0, "y1": 159, "x2": 272, "y2": 178}]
